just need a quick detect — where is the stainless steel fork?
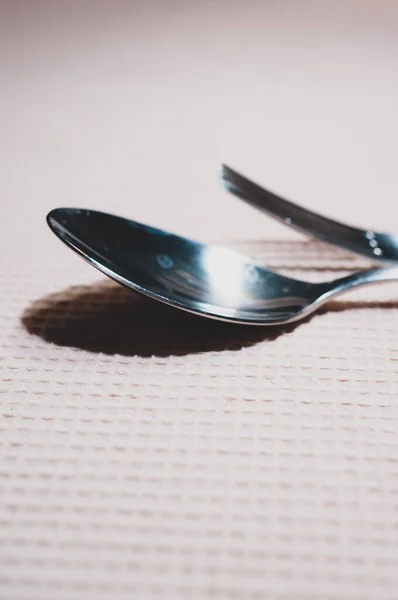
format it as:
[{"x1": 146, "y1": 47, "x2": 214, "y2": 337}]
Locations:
[{"x1": 222, "y1": 164, "x2": 398, "y2": 263}]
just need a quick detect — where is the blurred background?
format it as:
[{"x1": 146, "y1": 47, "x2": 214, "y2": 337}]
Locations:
[{"x1": 1, "y1": 0, "x2": 398, "y2": 240}]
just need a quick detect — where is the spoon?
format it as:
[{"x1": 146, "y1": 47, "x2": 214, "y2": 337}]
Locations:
[
  {"x1": 222, "y1": 165, "x2": 398, "y2": 263},
  {"x1": 47, "y1": 208, "x2": 398, "y2": 326}
]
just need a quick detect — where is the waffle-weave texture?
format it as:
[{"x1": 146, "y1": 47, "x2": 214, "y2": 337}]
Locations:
[{"x1": 1, "y1": 231, "x2": 398, "y2": 599}]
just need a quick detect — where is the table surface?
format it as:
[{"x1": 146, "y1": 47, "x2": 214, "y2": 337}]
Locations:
[{"x1": 1, "y1": 2, "x2": 398, "y2": 598}]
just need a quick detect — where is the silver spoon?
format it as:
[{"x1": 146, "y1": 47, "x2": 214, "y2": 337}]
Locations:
[
  {"x1": 222, "y1": 164, "x2": 398, "y2": 263},
  {"x1": 47, "y1": 208, "x2": 398, "y2": 326}
]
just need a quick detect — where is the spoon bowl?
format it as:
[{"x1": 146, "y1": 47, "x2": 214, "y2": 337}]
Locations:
[{"x1": 47, "y1": 208, "x2": 398, "y2": 326}]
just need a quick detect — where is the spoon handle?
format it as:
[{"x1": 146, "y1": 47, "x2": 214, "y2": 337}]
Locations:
[
  {"x1": 315, "y1": 267, "x2": 398, "y2": 307},
  {"x1": 222, "y1": 164, "x2": 397, "y2": 263}
]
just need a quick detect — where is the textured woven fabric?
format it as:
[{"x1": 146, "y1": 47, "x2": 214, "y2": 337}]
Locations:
[{"x1": 1, "y1": 2, "x2": 398, "y2": 599}]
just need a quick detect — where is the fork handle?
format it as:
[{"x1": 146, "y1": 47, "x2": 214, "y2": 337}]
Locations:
[{"x1": 222, "y1": 165, "x2": 396, "y2": 263}]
